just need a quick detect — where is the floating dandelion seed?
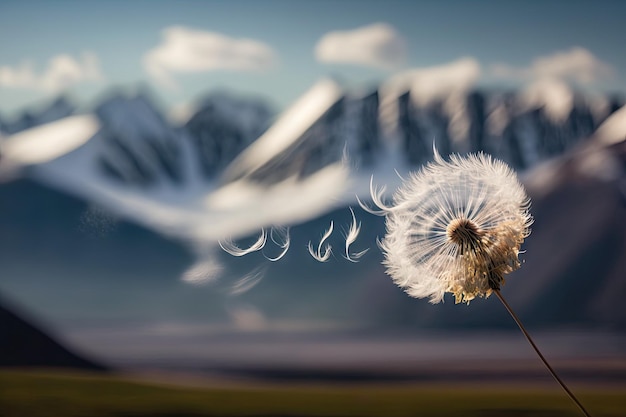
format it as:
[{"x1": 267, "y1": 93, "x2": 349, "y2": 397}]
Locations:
[
  {"x1": 357, "y1": 176, "x2": 393, "y2": 216},
  {"x1": 307, "y1": 221, "x2": 333, "y2": 262},
  {"x1": 343, "y1": 208, "x2": 369, "y2": 262},
  {"x1": 264, "y1": 226, "x2": 290, "y2": 262},
  {"x1": 219, "y1": 229, "x2": 267, "y2": 257},
  {"x1": 379, "y1": 150, "x2": 591, "y2": 417},
  {"x1": 230, "y1": 266, "x2": 266, "y2": 296},
  {"x1": 181, "y1": 258, "x2": 223, "y2": 285}
]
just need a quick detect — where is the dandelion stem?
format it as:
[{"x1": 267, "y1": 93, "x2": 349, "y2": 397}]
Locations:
[{"x1": 494, "y1": 289, "x2": 592, "y2": 417}]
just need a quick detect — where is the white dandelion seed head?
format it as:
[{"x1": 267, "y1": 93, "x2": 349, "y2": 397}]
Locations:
[{"x1": 381, "y1": 152, "x2": 532, "y2": 304}]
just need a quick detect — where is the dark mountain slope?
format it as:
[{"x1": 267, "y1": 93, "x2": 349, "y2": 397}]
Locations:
[{"x1": 0, "y1": 295, "x2": 105, "y2": 369}]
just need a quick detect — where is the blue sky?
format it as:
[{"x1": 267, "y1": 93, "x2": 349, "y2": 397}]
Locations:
[{"x1": 1, "y1": 0, "x2": 625, "y2": 117}]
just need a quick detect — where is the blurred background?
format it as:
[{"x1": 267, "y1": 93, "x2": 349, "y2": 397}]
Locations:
[{"x1": 1, "y1": 1, "x2": 625, "y2": 415}]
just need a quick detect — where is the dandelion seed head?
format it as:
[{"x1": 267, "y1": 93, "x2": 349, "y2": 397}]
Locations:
[
  {"x1": 381, "y1": 152, "x2": 532, "y2": 304},
  {"x1": 446, "y1": 218, "x2": 483, "y2": 251}
]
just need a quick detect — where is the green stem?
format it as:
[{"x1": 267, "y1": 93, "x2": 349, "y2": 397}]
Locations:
[{"x1": 494, "y1": 289, "x2": 592, "y2": 417}]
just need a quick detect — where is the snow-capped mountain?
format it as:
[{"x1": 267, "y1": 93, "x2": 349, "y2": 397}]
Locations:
[
  {"x1": 0, "y1": 78, "x2": 625, "y2": 355},
  {"x1": 0, "y1": 96, "x2": 75, "y2": 135}
]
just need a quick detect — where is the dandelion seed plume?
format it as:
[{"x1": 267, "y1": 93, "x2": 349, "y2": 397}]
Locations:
[
  {"x1": 343, "y1": 207, "x2": 369, "y2": 262},
  {"x1": 308, "y1": 221, "x2": 334, "y2": 262},
  {"x1": 264, "y1": 226, "x2": 291, "y2": 261},
  {"x1": 181, "y1": 258, "x2": 223, "y2": 285},
  {"x1": 381, "y1": 151, "x2": 532, "y2": 304},
  {"x1": 230, "y1": 266, "x2": 266, "y2": 296},
  {"x1": 219, "y1": 229, "x2": 267, "y2": 257},
  {"x1": 357, "y1": 175, "x2": 394, "y2": 216}
]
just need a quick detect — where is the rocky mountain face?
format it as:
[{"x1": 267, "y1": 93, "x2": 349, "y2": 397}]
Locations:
[
  {"x1": 395, "y1": 90, "x2": 622, "y2": 169},
  {"x1": 94, "y1": 94, "x2": 186, "y2": 187},
  {"x1": 185, "y1": 92, "x2": 273, "y2": 179},
  {"x1": 92, "y1": 91, "x2": 275, "y2": 188},
  {"x1": 227, "y1": 86, "x2": 625, "y2": 186}
]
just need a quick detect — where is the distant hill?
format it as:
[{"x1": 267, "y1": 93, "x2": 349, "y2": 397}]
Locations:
[{"x1": 0, "y1": 295, "x2": 105, "y2": 370}]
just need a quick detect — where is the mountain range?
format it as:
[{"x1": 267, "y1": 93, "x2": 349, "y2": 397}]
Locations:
[{"x1": 0, "y1": 79, "x2": 625, "y2": 364}]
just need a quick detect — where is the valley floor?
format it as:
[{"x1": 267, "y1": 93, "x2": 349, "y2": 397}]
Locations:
[{"x1": 1, "y1": 368, "x2": 625, "y2": 417}]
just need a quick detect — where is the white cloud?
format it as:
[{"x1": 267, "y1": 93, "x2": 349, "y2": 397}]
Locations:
[
  {"x1": 491, "y1": 47, "x2": 614, "y2": 85},
  {"x1": 0, "y1": 52, "x2": 103, "y2": 92},
  {"x1": 383, "y1": 57, "x2": 481, "y2": 105},
  {"x1": 144, "y1": 26, "x2": 278, "y2": 90},
  {"x1": 315, "y1": 23, "x2": 407, "y2": 70}
]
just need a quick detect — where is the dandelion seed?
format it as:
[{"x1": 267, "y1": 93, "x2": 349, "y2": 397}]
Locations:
[
  {"x1": 380, "y1": 150, "x2": 591, "y2": 417},
  {"x1": 269, "y1": 226, "x2": 289, "y2": 246},
  {"x1": 356, "y1": 176, "x2": 393, "y2": 216},
  {"x1": 181, "y1": 258, "x2": 223, "y2": 285},
  {"x1": 264, "y1": 226, "x2": 290, "y2": 262},
  {"x1": 341, "y1": 142, "x2": 351, "y2": 167},
  {"x1": 219, "y1": 229, "x2": 267, "y2": 257},
  {"x1": 230, "y1": 266, "x2": 266, "y2": 296},
  {"x1": 343, "y1": 208, "x2": 369, "y2": 262},
  {"x1": 307, "y1": 221, "x2": 333, "y2": 262}
]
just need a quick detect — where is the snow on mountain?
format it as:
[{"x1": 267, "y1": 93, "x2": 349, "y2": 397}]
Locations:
[
  {"x1": 222, "y1": 79, "x2": 344, "y2": 183},
  {"x1": 594, "y1": 103, "x2": 626, "y2": 145},
  {"x1": 395, "y1": 86, "x2": 614, "y2": 171},
  {"x1": 521, "y1": 99, "x2": 626, "y2": 197},
  {"x1": 521, "y1": 78, "x2": 575, "y2": 123},
  {"x1": 0, "y1": 115, "x2": 100, "y2": 179},
  {"x1": 379, "y1": 58, "x2": 480, "y2": 154},
  {"x1": 215, "y1": 80, "x2": 403, "y2": 230}
]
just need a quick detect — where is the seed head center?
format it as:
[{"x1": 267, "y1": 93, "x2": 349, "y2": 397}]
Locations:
[{"x1": 447, "y1": 218, "x2": 483, "y2": 247}]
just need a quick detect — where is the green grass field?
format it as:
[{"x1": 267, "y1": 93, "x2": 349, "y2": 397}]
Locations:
[{"x1": 1, "y1": 369, "x2": 624, "y2": 417}]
